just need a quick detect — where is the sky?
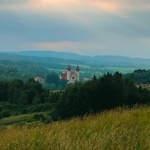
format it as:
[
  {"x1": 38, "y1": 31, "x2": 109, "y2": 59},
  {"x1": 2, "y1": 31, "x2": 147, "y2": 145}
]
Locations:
[{"x1": 0, "y1": 0, "x2": 150, "y2": 58}]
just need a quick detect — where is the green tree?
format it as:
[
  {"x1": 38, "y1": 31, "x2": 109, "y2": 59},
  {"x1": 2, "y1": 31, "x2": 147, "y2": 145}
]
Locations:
[{"x1": 46, "y1": 73, "x2": 60, "y2": 86}]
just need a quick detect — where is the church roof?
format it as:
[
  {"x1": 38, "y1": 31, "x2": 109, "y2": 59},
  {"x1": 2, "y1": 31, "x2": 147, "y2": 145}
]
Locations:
[{"x1": 60, "y1": 71, "x2": 67, "y2": 80}]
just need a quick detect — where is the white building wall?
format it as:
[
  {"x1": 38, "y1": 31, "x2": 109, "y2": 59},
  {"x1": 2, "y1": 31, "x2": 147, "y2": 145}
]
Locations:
[{"x1": 67, "y1": 71, "x2": 71, "y2": 80}]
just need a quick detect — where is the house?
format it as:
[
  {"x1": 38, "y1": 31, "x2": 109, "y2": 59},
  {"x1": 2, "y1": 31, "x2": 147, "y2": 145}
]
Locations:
[
  {"x1": 60, "y1": 65, "x2": 80, "y2": 84},
  {"x1": 34, "y1": 77, "x2": 45, "y2": 84}
]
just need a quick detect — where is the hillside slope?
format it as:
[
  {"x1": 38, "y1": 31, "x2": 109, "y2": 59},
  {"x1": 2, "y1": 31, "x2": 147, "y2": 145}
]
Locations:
[
  {"x1": 0, "y1": 106, "x2": 150, "y2": 150},
  {"x1": 8, "y1": 50, "x2": 150, "y2": 66}
]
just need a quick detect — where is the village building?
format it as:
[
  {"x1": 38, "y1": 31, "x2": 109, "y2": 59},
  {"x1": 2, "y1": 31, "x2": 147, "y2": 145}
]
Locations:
[
  {"x1": 34, "y1": 76, "x2": 45, "y2": 84},
  {"x1": 60, "y1": 65, "x2": 80, "y2": 84}
]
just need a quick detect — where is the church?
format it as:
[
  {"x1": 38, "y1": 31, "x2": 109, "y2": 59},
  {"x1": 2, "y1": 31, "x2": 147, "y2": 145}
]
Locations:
[{"x1": 60, "y1": 65, "x2": 80, "y2": 84}]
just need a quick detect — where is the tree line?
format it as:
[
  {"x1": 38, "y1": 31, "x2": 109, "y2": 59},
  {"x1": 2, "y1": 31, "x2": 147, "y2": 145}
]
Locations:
[
  {"x1": 52, "y1": 72, "x2": 150, "y2": 120},
  {"x1": 125, "y1": 69, "x2": 150, "y2": 84},
  {"x1": 0, "y1": 72, "x2": 150, "y2": 121}
]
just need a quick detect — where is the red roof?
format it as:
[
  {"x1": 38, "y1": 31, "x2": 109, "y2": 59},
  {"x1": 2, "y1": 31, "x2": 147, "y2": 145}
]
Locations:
[{"x1": 61, "y1": 71, "x2": 67, "y2": 80}]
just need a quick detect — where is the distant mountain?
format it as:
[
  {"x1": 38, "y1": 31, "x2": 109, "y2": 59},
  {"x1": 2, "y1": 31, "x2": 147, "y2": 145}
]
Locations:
[
  {"x1": 94, "y1": 55, "x2": 150, "y2": 64},
  {"x1": 1, "y1": 50, "x2": 150, "y2": 77},
  {"x1": 0, "y1": 52, "x2": 85, "y2": 65},
  {"x1": 6, "y1": 50, "x2": 150, "y2": 67},
  {"x1": 7, "y1": 50, "x2": 90, "y2": 60}
]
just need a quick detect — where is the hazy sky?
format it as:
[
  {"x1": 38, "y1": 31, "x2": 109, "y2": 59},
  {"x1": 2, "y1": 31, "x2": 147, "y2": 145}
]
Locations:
[{"x1": 0, "y1": 0, "x2": 150, "y2": 58}]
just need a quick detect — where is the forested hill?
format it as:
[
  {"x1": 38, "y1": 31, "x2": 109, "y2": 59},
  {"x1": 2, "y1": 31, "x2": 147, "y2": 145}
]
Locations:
[
  {"x1": 0, "y1": 52, "x2": 84, "y2": 64},
  {"x1": 7, "y1": 50, "x2": 150, "y2": 67},
  {"x1": 7, "y1": 51, "x2": 87, "y2": 60}
]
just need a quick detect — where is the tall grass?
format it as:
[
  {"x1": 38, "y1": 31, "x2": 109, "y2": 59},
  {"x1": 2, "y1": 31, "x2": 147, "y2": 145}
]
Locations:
[{"x1": 0, "y1": 106, "x2": 150, "y2": 150}]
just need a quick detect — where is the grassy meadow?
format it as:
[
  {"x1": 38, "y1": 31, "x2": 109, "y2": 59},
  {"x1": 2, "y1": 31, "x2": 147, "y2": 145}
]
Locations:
[
  {"x1": 0, "y1": 111, "x2": 51, "y2": 126},
  {"x1": 0, "y1": 106, "x2": 150, "y2": 150}
]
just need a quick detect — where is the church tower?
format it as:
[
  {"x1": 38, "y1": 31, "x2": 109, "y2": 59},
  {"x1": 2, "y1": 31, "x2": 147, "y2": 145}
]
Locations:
[
  {"x1": 67, "y1": 65, "x2": 71, "y2": 80},
  {"x1": 60, "y1": 65, "x2": 80, "y2": 84},
  {"x1": 76, "y1": 65, "x2": 80, "y2": 82}
]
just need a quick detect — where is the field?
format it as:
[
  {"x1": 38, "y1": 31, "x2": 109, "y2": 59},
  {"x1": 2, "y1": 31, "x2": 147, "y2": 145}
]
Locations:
[
  {"x1": 102, "y1": 67, "x2": 136, "y2": 73},
  {"x1": 136, "y1": 84, "x2": 150, "y2": 91},
  {"x1": 0, "y1": 106, "x2": 150, "y2": 150},
  {"x1": 0, "y1": 111, "x2": 51, "y2": 126}
]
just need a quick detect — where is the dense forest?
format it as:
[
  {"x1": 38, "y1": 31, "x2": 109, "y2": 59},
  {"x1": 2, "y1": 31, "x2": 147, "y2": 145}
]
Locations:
[
  {"x1": 126, "y1": 69, "x2": 150, "y2": 84},
  {"x1": 0, "y1": 72, "x2": 150, "y2": 122}
]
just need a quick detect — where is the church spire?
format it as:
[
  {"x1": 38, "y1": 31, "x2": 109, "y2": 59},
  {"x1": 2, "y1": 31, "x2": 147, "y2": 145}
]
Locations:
[
  {"x1": 76, "y1": 65, "x2": 79, "y2": 71},
  {"x1": 67, "y1": 65, "x2": 71, "y2": 71}
]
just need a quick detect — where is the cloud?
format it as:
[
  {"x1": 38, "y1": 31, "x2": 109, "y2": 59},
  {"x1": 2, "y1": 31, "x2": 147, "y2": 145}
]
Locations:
[
  {"x1": 29, "y1": 35, "x2": 150, "y2": 58},
  {"x1": 30, "y1": 40, "x2": 107, "y2": 56},
  {"x1": 32, "y1": 41, "x2": 76, "y2": 51},
  {"x1": 140, "y1": 38, "x2": 150, "y2": 46},
  {"x1": 0, "y1": 0, "x2": 150, "y2": 58},
  {"x1": 1, "y1": 0, "x2": 149, "y2": 13},
  {"x1": 0, "y1": 0, "x2": 150, "y2": 22}
]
